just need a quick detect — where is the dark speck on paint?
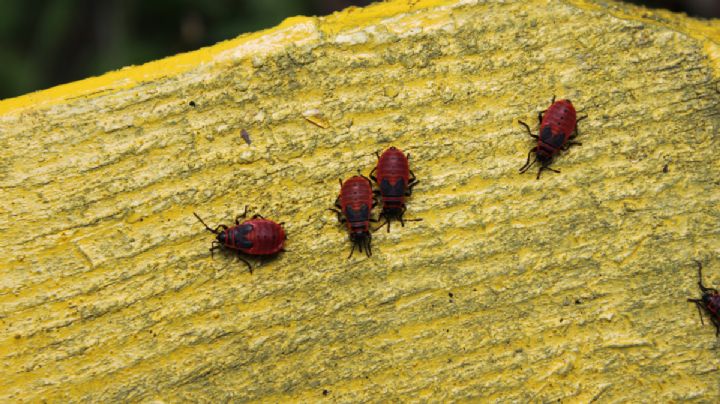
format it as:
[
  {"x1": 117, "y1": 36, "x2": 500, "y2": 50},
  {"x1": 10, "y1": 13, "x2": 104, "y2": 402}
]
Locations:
[{"x1": 241, "y1": 129, "x2": 251, "y2": 145}]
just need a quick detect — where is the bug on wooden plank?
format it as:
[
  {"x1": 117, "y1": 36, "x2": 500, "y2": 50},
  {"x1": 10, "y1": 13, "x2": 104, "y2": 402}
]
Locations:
[
  {"x1": 518, "y1": 96, "x2": 587, "y2": 179},
  {"x1": 329, "y1": 175, "x2": 376, "y2": 258},
  {"x1": 193, "y1": 206, "x2": 286, "y2": 273},
  {"x1": 688, "y1": 261, "x2": 720, "y2": 336},
  {"x1": 369, "y1": 146, "x2": 421, "y2": 232}
]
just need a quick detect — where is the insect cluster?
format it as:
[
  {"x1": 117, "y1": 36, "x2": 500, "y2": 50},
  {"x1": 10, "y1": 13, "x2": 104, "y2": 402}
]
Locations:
[
  {"x1": 329, "y1": 146, "x2": 420, "y2": 258},
  {"x1": 190, "y1": 97, "x2": 718, "y2": 340}
]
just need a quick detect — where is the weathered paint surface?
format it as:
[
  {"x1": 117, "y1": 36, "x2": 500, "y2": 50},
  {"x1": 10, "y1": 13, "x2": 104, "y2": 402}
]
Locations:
[{"x1": 1, "y1": 0, "x2": 720, "y2": 401}]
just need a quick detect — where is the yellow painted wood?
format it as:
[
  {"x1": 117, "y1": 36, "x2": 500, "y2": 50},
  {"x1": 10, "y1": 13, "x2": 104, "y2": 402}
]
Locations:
[{"x1": 1, "y1": 0, "x2": 720, "y2": 401}]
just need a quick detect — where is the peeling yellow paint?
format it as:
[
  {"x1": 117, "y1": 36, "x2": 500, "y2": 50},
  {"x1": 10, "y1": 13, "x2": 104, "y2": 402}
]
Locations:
[{"x1": 1, "y1": 0, "x2": 720, "y2": 402}]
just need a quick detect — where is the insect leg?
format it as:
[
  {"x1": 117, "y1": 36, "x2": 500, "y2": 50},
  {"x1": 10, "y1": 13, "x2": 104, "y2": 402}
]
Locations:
[
  {"x1": 519, "y1": 148, "x2": 537, "y2": 173},
  {"x1": 237, "y1": 255, "x2": 253, "y2": 274},
  {"x1": 369, "y1": 167, "x2": 377, "y2": 183},
  {"x1": 328, "y1": 208, "x2": 345, "y2": 223},
  {"x1": 539, "y1": 96, "x2": 555, "y2": 122},
  {"x1": 698, "y1": 304, "x2": 707, "y2": 327},
  {"x1": 518, "y1": 120, "x2": 538, "y2": 139},
  {"x1": 572, "y1": 115, "x2": 588, "y2": 138},
  {"x1": 359, "y1": 174, "x2": 373, "y2": 185},
  {"x1": 252, "y1": 214, "x2": 265, "y2": 219},
  {"x1": 399, "y1": 207, "x2": 422, "y2": 227},
  {"x1": 562, "y1": 141, "x2": 582, "y2": 151},
  {"x1": 405, "y1": 185, "x2": 418, "y2": 196},
  {"x1": 347, "y1": 242, "x2": 356, "y2": 259},
  {"x1": 235, "y1": 205, "x2": 249, "y2": 224},
  {"x1": 407, "y1": 171, "x2": 419, "y2": 195},
  {"x1": 688, "y1": 299, "x2": 706, "y2": 325},
  {"x1": 372, "y1": 220, "x2": 389, "y2": 233},
  {"x1": 536, "y1": 165, "x2": 561, "y2": 180},
  {"x1": 210, "y1": 242, "x2": 222, "y2": 259}
]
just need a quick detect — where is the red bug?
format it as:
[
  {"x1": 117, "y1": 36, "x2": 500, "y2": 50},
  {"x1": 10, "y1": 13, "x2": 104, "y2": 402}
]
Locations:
[
  {"x1": 688, "y1": 261, "x2": 720, "y2": 336},
  {"x1": 329, "y1": 175, "x2": 376, "y2": 258},
  {"x1": 518, "y1": 96, "x2": 587, "y2": 179},
  {"x1": 193, "y1": 206, "x2": 286, "y2": 273},
  {"x1": 369, "y1": 146, "x2": 421, "y2": 232}
]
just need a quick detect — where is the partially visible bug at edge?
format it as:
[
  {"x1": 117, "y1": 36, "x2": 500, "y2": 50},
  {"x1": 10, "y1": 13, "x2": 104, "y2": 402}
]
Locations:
[
  {"x1": 518, "y1": 96, "x2": 587, "y2": 179},
  {"x1": 688, "y1": 261, "x2": 720, "y2": 336},
  {"x1": 370, "y1": 146, "x2": 421, "y2": 232},
  {"x1": 329, "y1": 175, "x2": 376, "y2": 258},
  {"x1": 193, "y1": 207, "x2": 286, "y2": 273}
]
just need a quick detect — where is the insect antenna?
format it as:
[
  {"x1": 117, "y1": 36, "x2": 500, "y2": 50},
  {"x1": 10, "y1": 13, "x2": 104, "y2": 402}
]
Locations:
[
  {"x1": 194, "y1": 212, "x2": 220, "y2": 234},
  {"x1": 695, "y1": 260, "x2": 708, "y2": 291}
]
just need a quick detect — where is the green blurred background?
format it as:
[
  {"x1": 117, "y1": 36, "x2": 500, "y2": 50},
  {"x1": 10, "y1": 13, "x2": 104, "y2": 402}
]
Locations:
[{"x1": 0, "y1": 0, "x2": 717, "y2": 100}]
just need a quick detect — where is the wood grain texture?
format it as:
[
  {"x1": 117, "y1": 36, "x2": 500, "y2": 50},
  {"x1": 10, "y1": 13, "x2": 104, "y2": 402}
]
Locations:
[{"x1": 1, "y1": 0, "x2": 719, "y2": 401}]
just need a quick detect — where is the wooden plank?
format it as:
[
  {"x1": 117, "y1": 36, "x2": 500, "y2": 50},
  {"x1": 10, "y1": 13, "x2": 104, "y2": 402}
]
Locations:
[{"x1": 1, "y1": 0, "x2": 719, "y2": 401}]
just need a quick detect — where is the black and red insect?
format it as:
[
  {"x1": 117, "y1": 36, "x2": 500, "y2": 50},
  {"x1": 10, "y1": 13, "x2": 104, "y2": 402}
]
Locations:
[
  {"x1": 687, "y1": 261, "x2": 720, "y2": 336},
  {"x1": 518, "y1": 97, "x2": 586, "y2": 179},
  {"x1": 369, "y1": 146, "x2": 421, "y2": 232},
  {"x1": 193, "y1": 206, "x2": 286, "y2": 273},
  {"x1": 329, "y1": 175, "x2": 376, "y2": 258}
]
